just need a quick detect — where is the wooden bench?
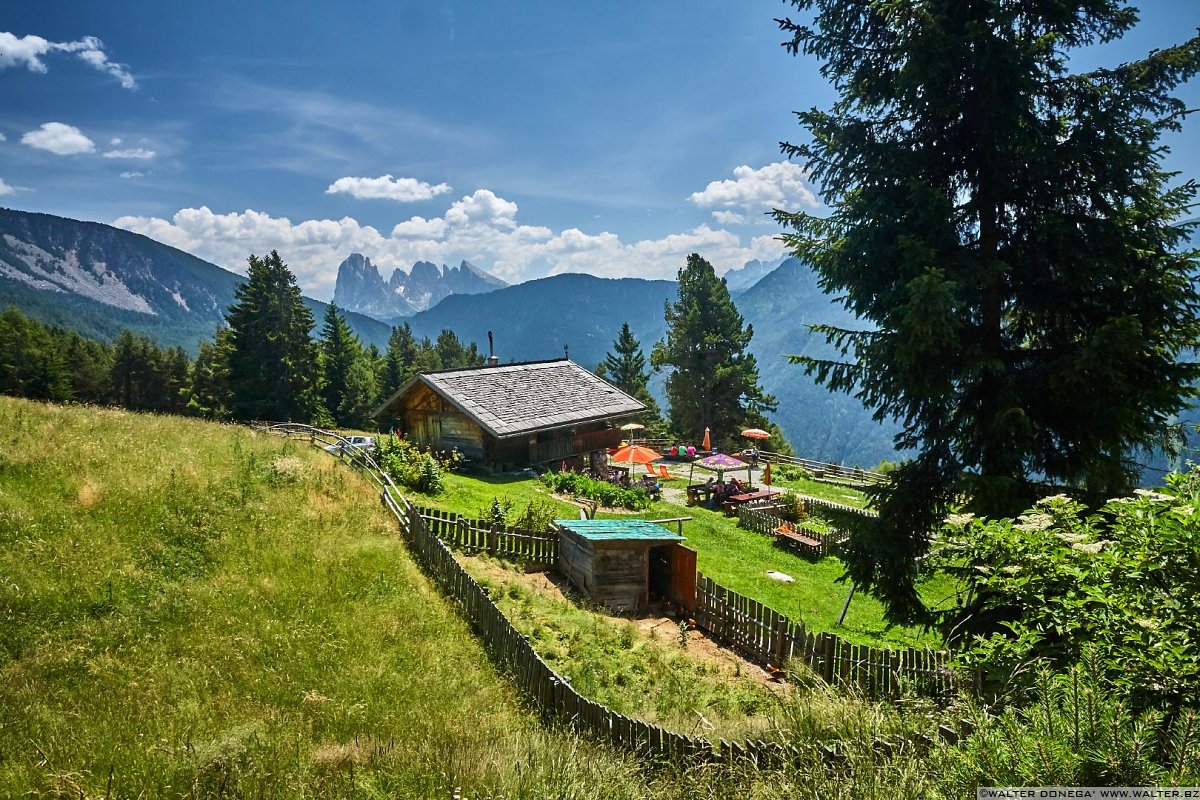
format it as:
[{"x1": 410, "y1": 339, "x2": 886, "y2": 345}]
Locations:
[{"x1": 773, "y1": 522, "x2": 823, "y2": 557}]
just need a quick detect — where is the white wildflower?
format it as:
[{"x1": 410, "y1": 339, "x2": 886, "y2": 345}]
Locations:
[
  {"x1": 1133, "y1": 488, "x2": 1173, "y2": 502},
  {"x1": 1014, "y1": 512, "x2": 1053, "y2": 532},
  {"x1": 1070, "y1": 541, "x2": 1107, "y2": 555},
  {"x1": 947, "y1": 512, "x2": 976, "y2": 527}
]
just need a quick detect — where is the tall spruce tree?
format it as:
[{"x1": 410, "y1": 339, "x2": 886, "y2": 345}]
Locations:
[
  {"x1": 319, "y1": 302, "x2": 363, "y2": 426},
  {"x1": 380, "y1": 323, "x2": 419, "y2": 401},
  {"x1": 775, "y1": 1, "x2": 1200, "y2": 622},
  {"x1": 187, "y1": 327, "x2": 234, "y2": 420},
  {"x1": 651, "y1": 253, "x2": 776, "y2": 450},
  {"x1": 598, "y1": 322, "x2": 662, "y2": 422},
  {"x1": 225, "y1": 250, "x2": 323, "y2": 422}
]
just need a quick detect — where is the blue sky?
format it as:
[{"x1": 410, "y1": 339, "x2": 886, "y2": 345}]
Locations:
[{"x1": 2, "y1": 1, "x2": 1198, "y2": 299}]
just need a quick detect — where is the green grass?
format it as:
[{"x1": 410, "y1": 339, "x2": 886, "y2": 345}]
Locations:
[
  {"x1": 0, "y1": 398, "x2": 990, "y2": 797},
  {"x1": 460, "y1": 554, "x2": 785, "y2": 742},
  {"x1": 0, "y1": 399, "x2": 656, "y2": 797}
]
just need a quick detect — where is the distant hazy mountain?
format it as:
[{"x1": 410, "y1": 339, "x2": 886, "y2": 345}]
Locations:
[
  {"x1": 736, "y1": 256, "x2": 898, "y2": 468},
  {"x1": 724, "y1": 255, "x2": 787, "y2": 295},
  {"x1": 0, "y1": 208, "x2": 390, "y2": 352},
  {"x1": 333, "y1": 253, "x2": 506, "y2": 320},
  {"x1": 403, "y1": 272, "x2": 676, "y2": 369}
]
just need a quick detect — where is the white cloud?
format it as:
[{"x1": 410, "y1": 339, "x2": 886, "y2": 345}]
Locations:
[
  {"x1": 119, "y1": 171, "x2": 144, "y2": 179},
  {"x1": 326, "y1": 174, "x2": 452, "y2": 201},
  {"x1": 711, "y1": 210, "x2": 749, "y2": 225},
  {"x1": 114, "y1": 190, "x2": 784, "y2": 299},
  {"x1": 103, "y1": 147, "x2": 156, "y2": 159},
  {"x1": 0, "y1": 133, "x2": 7, "y2": 141},
  {"x1": 0, "y1": 32, "x2": 136, "y2": 89},
  {"x1": 689, "y1": 161, "x2": 819, "y2": 221},
  {"x1": 110, "y1": 137, "x2": 122, "y2": 145},
  {"x1": 21, "y1": 122, "x2": 96, "y2": 155},
  {"x1": 444, "y1": 189, "x2": 518, "y2": 229},
  {"x1": 0, "y1": 178, "x2": 16, "y2": 196}
]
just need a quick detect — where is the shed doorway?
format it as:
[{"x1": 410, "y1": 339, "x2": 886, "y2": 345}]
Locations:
[{"x1": 648, "y1": 542, "x2": 697, "y2": 612}]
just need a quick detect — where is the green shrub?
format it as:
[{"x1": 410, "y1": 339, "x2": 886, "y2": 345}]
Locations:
[
  {"x1": 509, "y1": 499, "x2": 557, "y2": 533},
  {"x1": 539, "y1": 471, "x2": 651, "y2": 511},
  {"x1": 775, "y1": 464, "x2": 809, "y2": 481},
  {"x1": 374, "y1": 435, "x2": 457, "y2": 496},
  {"x1": 933, "y1": 652, "x2": 1200, "y2": 791},
  {"x1": 930, "y1": 474, "x2": 1200, "y2": 712}
]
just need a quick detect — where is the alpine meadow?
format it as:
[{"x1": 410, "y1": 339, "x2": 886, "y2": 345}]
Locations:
[{"x1": 3, "y1": 0, "x2": 1200, "y2": 796}]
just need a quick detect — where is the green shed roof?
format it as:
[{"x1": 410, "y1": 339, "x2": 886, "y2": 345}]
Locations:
[{"x1": 554, "y1": 519, "x2": 685, "y2": 542}]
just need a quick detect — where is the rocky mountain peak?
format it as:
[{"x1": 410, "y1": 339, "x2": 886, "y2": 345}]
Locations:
[{"x1": 334, "y1": 253, "x2": 507, "y2": 321}]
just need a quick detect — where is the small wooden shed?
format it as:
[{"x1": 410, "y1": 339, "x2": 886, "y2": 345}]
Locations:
[
  {"x1": 554, "y1": 519, "x2": 697, "y2": 614},
  {"x1": 372, "y1": 359, "x2": 646, "y2": 472}
]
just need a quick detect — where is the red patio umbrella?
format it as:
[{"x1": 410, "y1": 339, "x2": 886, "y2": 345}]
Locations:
[{"x1": 610, "y1": 444, "x2": 662, "y2": 465}]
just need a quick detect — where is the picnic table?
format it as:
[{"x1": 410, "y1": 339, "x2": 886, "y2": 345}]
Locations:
[{"x1": 722, "y1": 489, "x2": 774, "y2": 513}]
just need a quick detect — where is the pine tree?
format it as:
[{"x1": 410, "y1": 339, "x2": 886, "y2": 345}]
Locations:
[
  {"x1": 187, "y1": 327, "x2": 234, "y2": 419},
  {"x1": 775, "y1": 1, "x2": 1200, "y2": 622},
  {"x1": 435, "y1": 329, "x2": 482, "y2": 369},
  {"x1": 380, "y1": 323, "x2": 419, "y2": 400},
  {"x1": 319, "y1": 302, "x2": 363, "y2": 426},
  {"x1": 225, "y1": 250, "x2": 323, "y2": 422},
  {"x1": 0, "y1": 307, "x2": 71, "y2": 402},
  {"x1": 63, "y1": 331, "x2": 112, "y2": 404},
  {"x1": 597, "y1": 322, "x2": 661, "y2": 422},
  {"x1": 651, "y1": 254, "x2": 776, "y2": 450},
  {"x1": 338, "y1": 354, "x2": 379, "y2": 431}
]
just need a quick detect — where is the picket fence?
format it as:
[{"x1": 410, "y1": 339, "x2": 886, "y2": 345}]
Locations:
[
  {"x1": 416, "y1": 506, "x2": 559, "y2": 563},
  {"x1": 736, "y1": 504, "x2": 849, "y2": 558}
]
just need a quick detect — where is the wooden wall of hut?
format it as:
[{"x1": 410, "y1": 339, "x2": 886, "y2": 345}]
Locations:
[
  {"x1": 402, "y1": 383, "x2": 486, "y2": 460},
  {"x1": 557, "y1": 531, "x2": 649, "y2": 612}
]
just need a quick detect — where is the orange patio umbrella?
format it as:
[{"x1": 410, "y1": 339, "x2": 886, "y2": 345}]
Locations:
[
  {"x1": 741, "y1": 428, "x2": 770, "y2": 440},
  {"x1": 610, "y1": 444, "x2": 662, "y2": 465},
  {"x1": 701, "y1": 426, "x2": 711, "y2": 451},
  {"x1": 763, "y1": 461, "x2": 773, "y2": 491}
]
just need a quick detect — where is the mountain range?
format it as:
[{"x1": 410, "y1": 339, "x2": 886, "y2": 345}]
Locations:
[
  {"x1": 333, "y1": 253, "x2": 507, "y2": 318},
  {"x1": 0, "y1": 207, "x2": 391, "y2": 352},
  {"x1": 0, "y1": 206, "x2": 897, "y2": 467}
]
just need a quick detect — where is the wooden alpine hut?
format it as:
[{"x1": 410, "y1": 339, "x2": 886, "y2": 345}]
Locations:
[{"x1": 372, "y1": 358, "x2": 647, "y2": 472}]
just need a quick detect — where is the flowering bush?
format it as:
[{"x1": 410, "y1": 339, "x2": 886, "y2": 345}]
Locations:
[{"x1": 930, "y1": 475, "x2": 1200, "y2": 711}]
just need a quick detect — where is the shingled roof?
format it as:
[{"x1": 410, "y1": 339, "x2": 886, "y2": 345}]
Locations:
[{"x1": 374, "y1": 359, "x2": 647, "y2": 438}]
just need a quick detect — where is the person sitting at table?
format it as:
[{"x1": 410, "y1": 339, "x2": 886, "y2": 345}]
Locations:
[
  {"x1": 706, "y1": 478, "x2": 723, "y2": 509},
  {"x1": 728, "y1": 477, "x2": 746, "y2": 495},
  {"x1": 640, "y1": 474, "x2": 661, "y2": 499}
]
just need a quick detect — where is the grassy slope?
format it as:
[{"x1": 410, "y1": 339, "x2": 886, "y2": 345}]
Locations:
[{"x1": 0, "y1": 399, "x2": 660, "y2": 798}]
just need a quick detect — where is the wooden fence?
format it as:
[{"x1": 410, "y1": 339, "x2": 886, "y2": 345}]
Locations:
[
  {"x1": 259, "y1": 423, "x2": 977, "y2": 764},
  {"x1": 737, "y1": 504, "x2": 849, "y2": 558},
  {"x1": 694, "y1": 576, "x2": 975, "y2": 698},
  {"x1": 415, "y1": 506, "x2": 558, "y2": 565},
  {"x1": 755, "y1": 450, "x2": 887, "y2": 486}
]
